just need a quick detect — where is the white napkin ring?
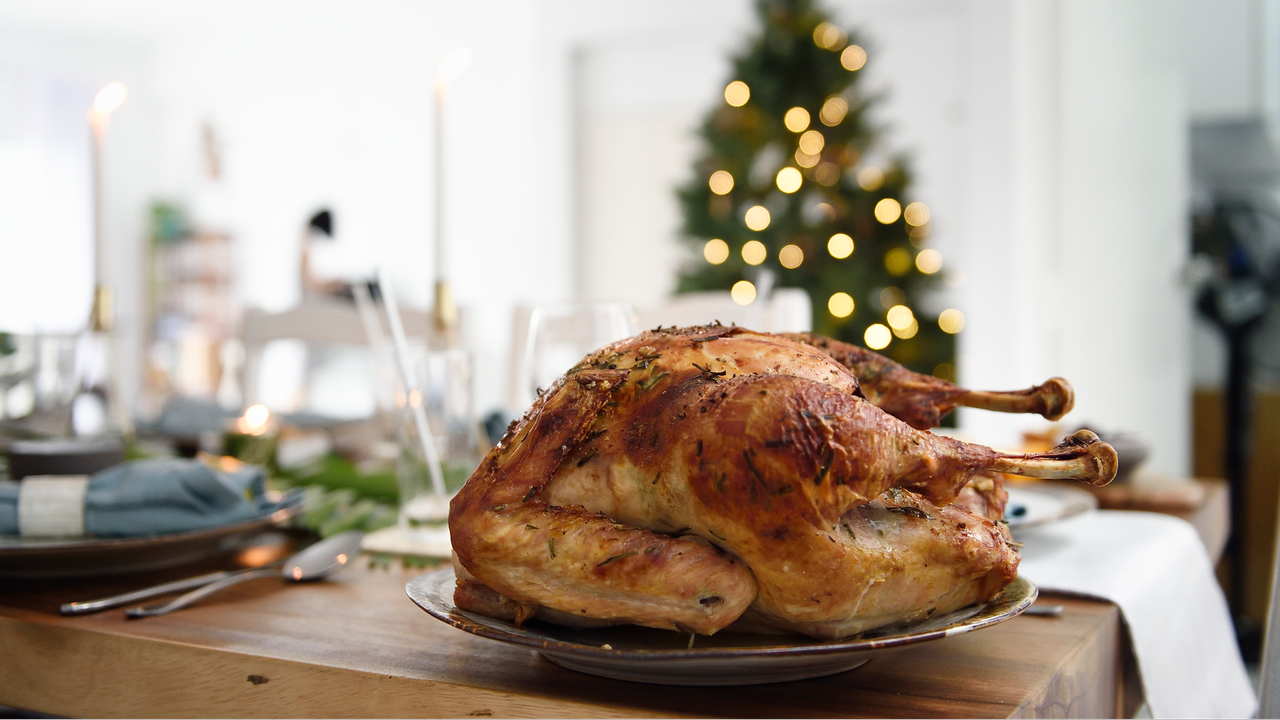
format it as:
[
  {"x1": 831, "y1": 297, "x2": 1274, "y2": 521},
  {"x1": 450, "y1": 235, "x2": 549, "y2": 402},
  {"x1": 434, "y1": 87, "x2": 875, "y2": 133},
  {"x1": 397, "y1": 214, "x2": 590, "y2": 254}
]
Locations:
[{"x1": 18, "y1": 475, "x2": 89, "y2": 537}]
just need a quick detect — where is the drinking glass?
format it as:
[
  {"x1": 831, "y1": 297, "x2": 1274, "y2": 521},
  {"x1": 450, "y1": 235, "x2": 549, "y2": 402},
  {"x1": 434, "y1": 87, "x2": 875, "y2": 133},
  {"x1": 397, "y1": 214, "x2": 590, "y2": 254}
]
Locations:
[
  {"x1": 396, "y1": 344, "x2": 488, "y2": 539},
  {"x1": 521, "y1": 303, "x2": 637, "y2": 408}
]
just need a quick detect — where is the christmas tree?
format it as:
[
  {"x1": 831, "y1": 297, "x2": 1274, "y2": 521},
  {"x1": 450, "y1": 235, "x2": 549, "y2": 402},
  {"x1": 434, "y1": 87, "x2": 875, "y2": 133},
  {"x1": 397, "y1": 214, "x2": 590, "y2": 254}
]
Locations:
[{"x1": 676, "y1": 0, "x2": 958, "y2": 384}]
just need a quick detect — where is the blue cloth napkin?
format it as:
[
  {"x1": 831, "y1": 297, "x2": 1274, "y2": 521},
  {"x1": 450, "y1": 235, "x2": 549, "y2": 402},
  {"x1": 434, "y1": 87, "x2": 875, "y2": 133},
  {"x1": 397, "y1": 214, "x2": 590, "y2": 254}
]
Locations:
[{"x1": 0, "y1": 458, "x2": 284, "y2": 538}]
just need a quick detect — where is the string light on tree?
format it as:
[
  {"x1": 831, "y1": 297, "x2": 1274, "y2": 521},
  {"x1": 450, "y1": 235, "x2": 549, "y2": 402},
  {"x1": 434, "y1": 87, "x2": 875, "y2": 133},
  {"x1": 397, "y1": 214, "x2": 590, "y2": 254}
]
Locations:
[
  {"x1": 731, "y1": 280, "x2": 757, "y2": 305},
  {"x1": 885, "y1": 247, "x2": 912, "y2": 276},
  {"x1": 879, "y1": 286, "x2": 906, "y2": 309},
  {"x1": 916, "y1": 248, "x2": 942, "y2": 274},
  {"x1": 828, "y1": 233, "x2": 854, "y2": 259},
  {"x1": 779, "y1": 244, "x2": 804, "y2": 269},
  {"x1": 865, "y1": 323, "x2": 891, "y2": 349},
  {"x1": 784, "y1": 107, "x2": 811, "y2": 132},
  {"x1": 841, "y1": 44, "x2": 867, "y2": 71},
  {"x1": 813, "y1": 21, "x2": 847, "y2": 50},
  {"x1": 903, "y1": 202, "x2": 930, "y2": 226},
  {"x1": 724, "y1": 81, "x2": 750, "y2": 107},
  {"x1": 796, "y1": 148, "x2": 821, "y2": 168},
  {"x1": 819, "y1": 96, "x2": 848, "y2": 126},
  {"x1": 938, "y1": 309, "x2": 965, "y2": 334},
  {"x1": 776, "y1": 167, "x2": 803, "y2": 193},
  {"x1": 709, "y1": 170, "x2": 734, "y2": 195},
  {"x1": 828, "y1": 292, "x2": 855, "y2": 318},
  {"x1": 886, "y1": 304, "x2": 914, "y2": 331},
  {"x1": 874, "y1": 198, "x2": 901, "y2": 224},
  {"x1": 744, "y1": 205, "x2": 771, "y2": 231},
  {"x1": 704, "y1": 238, "x2": 730, "y2": 265},
  {"x1": 856, "y1": 166, "x2": 884, "y2": 190},
  {"x1": 799, "y1": 130, "x2": 825, "y2": 155},
  {"x1": 741, "y1": 240, "x2": 767, "y2": 265}
]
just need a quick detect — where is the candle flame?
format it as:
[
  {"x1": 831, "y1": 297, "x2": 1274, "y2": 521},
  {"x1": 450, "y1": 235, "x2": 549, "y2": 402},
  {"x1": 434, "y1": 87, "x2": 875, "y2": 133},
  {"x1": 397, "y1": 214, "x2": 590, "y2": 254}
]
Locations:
[
  {"x1": 92, "y1": 82, "x2": 128, "y2": 116},
  {"x1": 437, "y1": 48, "x2": 473, "y2": 86}
]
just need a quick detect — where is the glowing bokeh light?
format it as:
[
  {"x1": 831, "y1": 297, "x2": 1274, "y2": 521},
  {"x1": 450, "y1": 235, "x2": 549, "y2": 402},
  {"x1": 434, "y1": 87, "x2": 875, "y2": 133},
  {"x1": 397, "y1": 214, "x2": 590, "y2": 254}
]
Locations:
[
  {"x1": 903, "y1": 202, "x2": 931, "y2": 226},
  {"x1": 795, "y1": 148, "x2": 820, "y2": 168},
  {"x1": 703, "y1": 238, "x2": 730, "y2": 265},
  {"x1": 725, "y1": 81, "x2": 750, "y2": 107},
  {"x1": 879, "y1": 286, "x2": 905, "y2": 309},
  {"x1": 916, "y1": 248, "x2": 942, "y2": 274},
  {"x1": 820, "y1": 96, "x2": 848, "y2": 126},
  {"x1": 828, "y1": 292, "x2": 855, "y2": 318},
  {"x1": 779, "y1": 244, "x2": 804, "y2": 269},
  {"x1": 885, "y1": 247, "x2": 912, "y2": 276},
  {"x1": 784, "y1": 107, "x2": 811, "y2": 133},
  {"x1": 244, "y1": 404, "x2": 269, "y2": 429},
  {"x1": 744, "y1": 205, "x2": 771, "y2": 231},
  {"x1": 856, "y1": 166, "x2": 884, "y2": 191},
  {"x1": 939, "y1": 309, "x2": 965, "y2": 334},
  {"x1": 813, "y1": 22, "x2": 846, "y2": 50},
  {"x1": 799, "y1": 129, "x2": 825, "y2": 155},
  {"x1": 893, "y1": 318, "x2": 919, "y2": 340},
  {"x1": 828, "y1": 233, "x2": 854, "y2": 259},
  {"x1": 731, "y1": 280, "x2": 757, "y2": 305},
  {"x1": 933, "y1": 363, "x2": 956, "y2": 382},
  {"x1": 815, "y1": 162, "x2": 841, "y2": 186},
  {"x1": 886, "y1": 304, "x2": 914, "y2": 330},
  {"x1": 741, "y1": 240, "x2": 767, "y2": 266},
  {"x1": 864, "y1": 323, "x2": 892, "y2": 350},
  {"x1": 841, "y1": 45, "x2": 867, "y2": 71},
  {"x1": 709, "y1": 170, "x2": 734, "y2": 195},
  {"x1": 874, "y1": 198, "x2": 902, "y2": 224},
  {"x1": 776, "y1": 167, "x2": 803, "y2": 193}
]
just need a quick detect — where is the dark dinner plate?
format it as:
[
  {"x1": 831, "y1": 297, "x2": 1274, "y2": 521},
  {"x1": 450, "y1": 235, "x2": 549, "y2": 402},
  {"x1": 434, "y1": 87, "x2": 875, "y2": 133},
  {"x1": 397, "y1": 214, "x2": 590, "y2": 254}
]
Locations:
[{"x1": 0, "y1": 500, "x2": 300, "y2": 578}]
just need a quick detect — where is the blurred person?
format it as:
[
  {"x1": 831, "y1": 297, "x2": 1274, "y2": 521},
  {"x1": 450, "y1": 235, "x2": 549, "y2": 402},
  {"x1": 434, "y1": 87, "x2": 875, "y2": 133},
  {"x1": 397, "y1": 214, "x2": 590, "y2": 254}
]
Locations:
[{"x1": 299, "y1": 209, "x2": 353, "y2": 300}]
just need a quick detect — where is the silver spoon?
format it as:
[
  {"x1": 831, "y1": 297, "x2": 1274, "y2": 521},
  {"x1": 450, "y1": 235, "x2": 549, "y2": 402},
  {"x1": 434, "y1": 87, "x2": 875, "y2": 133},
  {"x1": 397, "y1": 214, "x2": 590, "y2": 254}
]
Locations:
[{"x1": 123, "y1": 530, "x2": 364, "y2": 619}]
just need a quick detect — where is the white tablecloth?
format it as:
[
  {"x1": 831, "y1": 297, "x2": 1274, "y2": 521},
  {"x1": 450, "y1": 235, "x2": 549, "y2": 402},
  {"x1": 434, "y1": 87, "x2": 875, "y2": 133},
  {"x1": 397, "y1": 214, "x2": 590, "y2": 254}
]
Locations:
[{"x1": 1017, "y1": 510, "x2": 1256, "y2": 719}]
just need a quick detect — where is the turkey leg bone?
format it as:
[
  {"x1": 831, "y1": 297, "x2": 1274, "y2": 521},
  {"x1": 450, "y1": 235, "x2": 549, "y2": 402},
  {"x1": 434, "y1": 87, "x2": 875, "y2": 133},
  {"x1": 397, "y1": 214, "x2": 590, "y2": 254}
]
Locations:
[
  {"x1": 784, "y1": 332, "x2": 1074, "y2": 429},
  {"x1": 989, "y1": 428, "x2": 1116, "y2": 483}
]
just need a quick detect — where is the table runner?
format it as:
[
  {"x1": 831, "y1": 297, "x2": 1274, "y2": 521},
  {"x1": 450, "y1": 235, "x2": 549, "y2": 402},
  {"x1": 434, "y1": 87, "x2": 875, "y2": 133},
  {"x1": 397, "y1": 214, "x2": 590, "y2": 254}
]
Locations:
[{"x1": 1017, "y1": 510, "x2": 1255, "y2": 718}]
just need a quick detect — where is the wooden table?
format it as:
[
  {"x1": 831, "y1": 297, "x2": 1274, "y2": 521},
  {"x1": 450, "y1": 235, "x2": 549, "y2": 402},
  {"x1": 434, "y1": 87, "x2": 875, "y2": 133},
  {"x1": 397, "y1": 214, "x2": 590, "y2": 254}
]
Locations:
[{"x1": 0, "y1": 555, "x2": 1140, "y2": 718}]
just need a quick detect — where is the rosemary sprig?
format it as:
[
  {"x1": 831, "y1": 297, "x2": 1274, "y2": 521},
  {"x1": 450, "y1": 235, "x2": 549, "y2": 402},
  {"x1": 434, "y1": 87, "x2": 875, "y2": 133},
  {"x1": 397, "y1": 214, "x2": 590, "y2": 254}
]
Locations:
[{"x1": 597, "y1": 551, "x2": 637, "y2": 567}]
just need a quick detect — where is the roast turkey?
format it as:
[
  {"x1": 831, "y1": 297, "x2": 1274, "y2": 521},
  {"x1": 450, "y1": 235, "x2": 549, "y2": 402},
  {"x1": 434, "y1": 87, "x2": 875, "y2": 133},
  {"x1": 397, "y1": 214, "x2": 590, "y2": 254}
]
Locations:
[{"x1": 449, "y1": 325, "x2": 1114, "y2": 638}]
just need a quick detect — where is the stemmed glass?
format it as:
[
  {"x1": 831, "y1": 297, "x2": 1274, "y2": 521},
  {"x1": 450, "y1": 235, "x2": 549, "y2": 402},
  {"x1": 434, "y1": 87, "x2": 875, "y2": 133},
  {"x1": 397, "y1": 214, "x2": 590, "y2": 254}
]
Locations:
[{"x1": 520, "y1": 303, "x2": 637, "y2": 409}]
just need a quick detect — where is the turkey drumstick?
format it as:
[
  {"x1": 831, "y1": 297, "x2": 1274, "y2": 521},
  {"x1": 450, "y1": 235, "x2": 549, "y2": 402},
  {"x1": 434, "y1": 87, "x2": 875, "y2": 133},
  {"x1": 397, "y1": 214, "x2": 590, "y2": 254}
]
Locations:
[
  {"x1": 451, "y1": 326, "x2": 1115, "y2": 638},
  {"x1": 783, "y1": 332, "x2": 1074, "y2": 429}
]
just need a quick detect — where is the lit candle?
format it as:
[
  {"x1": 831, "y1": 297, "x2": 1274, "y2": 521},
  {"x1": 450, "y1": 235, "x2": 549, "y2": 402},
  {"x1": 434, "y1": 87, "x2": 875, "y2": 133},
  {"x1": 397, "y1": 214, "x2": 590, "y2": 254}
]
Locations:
[{"x1": 432, "y1": 49, "x2": 471, "y2": 338}]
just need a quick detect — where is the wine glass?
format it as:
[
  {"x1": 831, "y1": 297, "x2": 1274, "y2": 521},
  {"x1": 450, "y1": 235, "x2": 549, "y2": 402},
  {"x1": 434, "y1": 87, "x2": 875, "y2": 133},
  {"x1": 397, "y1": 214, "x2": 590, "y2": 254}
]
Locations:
[{"x1": 520, "y1": 303, "x2": 637, "y2": 408}]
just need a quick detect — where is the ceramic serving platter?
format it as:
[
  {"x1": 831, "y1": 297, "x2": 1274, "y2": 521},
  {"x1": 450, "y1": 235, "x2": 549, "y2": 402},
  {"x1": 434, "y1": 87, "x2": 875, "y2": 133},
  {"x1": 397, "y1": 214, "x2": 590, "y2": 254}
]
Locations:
[
  {"x1": 0, "y1": 501, "x2": 300, "y2": 578},
  {"x1": 406, "y1": 567, "x2": 1037, "y2": 686}
]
